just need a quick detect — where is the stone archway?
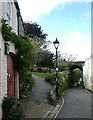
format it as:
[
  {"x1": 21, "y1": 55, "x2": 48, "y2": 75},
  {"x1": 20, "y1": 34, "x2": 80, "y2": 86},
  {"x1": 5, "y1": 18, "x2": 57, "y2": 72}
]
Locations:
[{"x1": 70, "y1": 64, "x2": 84, "y2": 88}]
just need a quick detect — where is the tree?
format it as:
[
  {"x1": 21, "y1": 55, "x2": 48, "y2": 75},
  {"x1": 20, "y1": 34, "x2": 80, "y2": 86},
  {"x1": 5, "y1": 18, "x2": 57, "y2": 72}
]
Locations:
[
  {"x1": 24, "y1": 21, "x2": 54, "y2": 69},
  {"x1": 61, "y1": 53, "x2": 77, "y2": 62},
  {"x1": 24, "y1": 22, "x2": 48, "y2": 42},
  {"x1": 58, "y1": 60, "x2": 69, "y2": 71},
  {"x1": 29, "y1": 40, "x2": 43, "y2": 66},
  {"x1": 30, "y1": 41, "x2": 53, "y2": 68},
  {"x1": 39, "y1": 50, "x2": 53, "y2": 68}
]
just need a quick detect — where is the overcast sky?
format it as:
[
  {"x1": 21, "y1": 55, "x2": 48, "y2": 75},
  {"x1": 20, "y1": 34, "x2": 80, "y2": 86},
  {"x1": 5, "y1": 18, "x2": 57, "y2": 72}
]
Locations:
[{"x1": 17, "y1": 0, "x2": 91, "y2": 61}]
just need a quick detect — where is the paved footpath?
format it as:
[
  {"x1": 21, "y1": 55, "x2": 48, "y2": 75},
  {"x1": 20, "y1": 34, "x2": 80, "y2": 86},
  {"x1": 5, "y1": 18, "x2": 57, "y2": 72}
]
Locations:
[
  {"x1": 30, "y1": 74, "x2": 51, "y2": 103},
  {"x1": 21, "y1": 74, "x2": 53, "y2": 119},
  {"x1": 21, "y1": 75, "x2": 93, "y2": 119},
  {"x1": 56, "y1": 88, "x2": 92, "y2": 119}
]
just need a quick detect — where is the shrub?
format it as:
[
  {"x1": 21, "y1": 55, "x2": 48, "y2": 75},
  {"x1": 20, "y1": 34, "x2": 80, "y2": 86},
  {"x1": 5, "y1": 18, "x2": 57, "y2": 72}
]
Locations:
[
  {"x1": 2, "y1": 97, "x2": 16, "y2": 114},
  {"x1": 2, "y1": 97, "x2": 25, "y2": 120},
  {"x1": 45, "y1": 74, "x2": 53, "y2": 82},
  {"x1": 45, "y1": 73, "x2": 56, "y2": 86},
  {"x1": 20, "y1": 70, "x2": 35, "y2": 99}
]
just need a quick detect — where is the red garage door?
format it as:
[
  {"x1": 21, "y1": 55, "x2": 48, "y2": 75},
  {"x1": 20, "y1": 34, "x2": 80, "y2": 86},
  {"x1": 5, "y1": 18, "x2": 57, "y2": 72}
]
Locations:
[{"x1": 7, "y1": 54, "x2": 15, "y2": 98}]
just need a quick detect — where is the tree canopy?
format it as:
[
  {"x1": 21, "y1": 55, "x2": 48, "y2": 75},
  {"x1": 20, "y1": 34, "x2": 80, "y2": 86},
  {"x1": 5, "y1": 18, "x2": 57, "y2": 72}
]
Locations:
[
  {"x1": 24, "y1": 22, "x2": 48, "y2": 42},
  {"x1": 38, "y1": 50, "x2": 53, "y2": 68},
  {"x1": 23, "y1": 21, "x2": 53, "y2": 68}
]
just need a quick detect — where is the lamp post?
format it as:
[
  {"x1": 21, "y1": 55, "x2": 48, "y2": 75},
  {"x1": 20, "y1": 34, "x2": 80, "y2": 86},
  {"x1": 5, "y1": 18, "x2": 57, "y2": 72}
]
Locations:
[{"x1": 53, "y1": 38, "x2": 60, "y2": 99}]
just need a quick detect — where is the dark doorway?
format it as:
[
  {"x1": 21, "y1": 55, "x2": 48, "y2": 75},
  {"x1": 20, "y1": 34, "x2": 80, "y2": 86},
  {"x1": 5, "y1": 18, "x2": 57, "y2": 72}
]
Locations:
[{"x1": 7, "y1": 54, "x2": 15, "y2": 97}]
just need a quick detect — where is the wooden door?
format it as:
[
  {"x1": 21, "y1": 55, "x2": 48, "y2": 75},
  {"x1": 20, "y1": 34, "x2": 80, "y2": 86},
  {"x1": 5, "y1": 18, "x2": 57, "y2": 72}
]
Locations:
[{"x1": 7, "y1": 54, "x2": 15, "y2": 97}]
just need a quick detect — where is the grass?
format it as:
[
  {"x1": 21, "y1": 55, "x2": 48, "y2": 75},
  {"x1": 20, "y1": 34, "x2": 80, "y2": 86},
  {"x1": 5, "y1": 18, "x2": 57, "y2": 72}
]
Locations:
[{"x1": 31, "y1": 72, "x2": 52, "y2": 78}]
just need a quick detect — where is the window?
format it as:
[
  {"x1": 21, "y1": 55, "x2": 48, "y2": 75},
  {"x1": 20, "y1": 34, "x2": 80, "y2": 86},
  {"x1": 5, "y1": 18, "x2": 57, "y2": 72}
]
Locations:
[{"x1": 6, "y1": 2, "x2": 11, "y2": 25}]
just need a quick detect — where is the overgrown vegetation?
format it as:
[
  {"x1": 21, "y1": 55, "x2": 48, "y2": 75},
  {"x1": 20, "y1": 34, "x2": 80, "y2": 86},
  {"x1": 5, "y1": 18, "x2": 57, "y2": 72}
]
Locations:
[
  {"x1": 24, "y1": 21, "x2": 48, "y2": 42},
  {"x1": 29, "y1": 40, "x2": 54, "y2": 69},
  {"x1": 2, "y1": 97, "x2": 25, "y2": 120},
  {"x1": 47, "y1": 60, "x2": 72, "y2": 104},
  {"x1": 58, "y1": 60, "x2": 69, "y2": 71},
  {"x1": 45, "y1": 73, "x2": 56, "y2": 86},
  {"x1": 71, "y1": 68, "x2": 82, "y2": 87},
  {"x1": 24, "y1": 21, "x2": 53, "y2": 69},
  {"x1": 1, "y1": 19, "x2": 54, "y2": 98},
  {"x1": 2, "y1": 19, "x2": 34, "y2": 98}
]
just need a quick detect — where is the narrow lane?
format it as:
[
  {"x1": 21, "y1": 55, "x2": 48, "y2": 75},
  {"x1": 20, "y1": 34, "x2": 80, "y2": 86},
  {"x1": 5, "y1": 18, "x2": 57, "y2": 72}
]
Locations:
[
  {"x1": 30, "y1": 74, "x2": 51, "y2": 103},
  {"x1": 21, "y1": 74, "x2": 52, "y2": 118},
  {"x1": 56, "y1": 88, "x2": 92, "y2": 119}
]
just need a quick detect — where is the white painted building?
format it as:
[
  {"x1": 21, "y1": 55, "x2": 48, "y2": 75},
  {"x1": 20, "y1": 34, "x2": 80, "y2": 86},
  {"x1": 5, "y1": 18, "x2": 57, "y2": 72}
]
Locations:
[
  {"x1": 83, "y1": 54, "x2": 93, "y2": 92},
  {"x1": 0, "y1": 0, "x2": 24, "y2": 119}
]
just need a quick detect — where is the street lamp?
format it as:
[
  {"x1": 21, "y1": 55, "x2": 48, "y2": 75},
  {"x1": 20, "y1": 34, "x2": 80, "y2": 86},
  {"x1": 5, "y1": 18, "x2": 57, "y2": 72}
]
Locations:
[{"x1": 53, "y1": 38, "x2": 60, "y2": 99}]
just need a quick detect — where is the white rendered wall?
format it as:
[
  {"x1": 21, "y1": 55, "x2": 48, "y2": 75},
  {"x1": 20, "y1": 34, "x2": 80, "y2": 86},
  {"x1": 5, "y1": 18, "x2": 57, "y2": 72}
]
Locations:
[{"x1": 0, "y1": 0, "x2": 19, "y2": 119}]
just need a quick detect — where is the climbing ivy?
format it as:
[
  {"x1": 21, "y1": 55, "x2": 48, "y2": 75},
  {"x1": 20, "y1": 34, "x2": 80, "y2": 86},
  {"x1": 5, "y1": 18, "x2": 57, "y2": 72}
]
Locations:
[
  {"x1": 2, "y1": 19, "x2": 17, "y2": 42},
  {"x1": 1, "y1": 19, "x2": 34, "y2": 98}
]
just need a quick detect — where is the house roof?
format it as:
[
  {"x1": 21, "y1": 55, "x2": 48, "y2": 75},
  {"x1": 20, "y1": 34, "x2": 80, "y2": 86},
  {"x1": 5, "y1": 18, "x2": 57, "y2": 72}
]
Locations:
[
  {"x1": 13, "y1": 0, "x2": 24, "y2": 22},
  {"x1": 13, "y1": 0, "x2": 25, "y2": 32}
]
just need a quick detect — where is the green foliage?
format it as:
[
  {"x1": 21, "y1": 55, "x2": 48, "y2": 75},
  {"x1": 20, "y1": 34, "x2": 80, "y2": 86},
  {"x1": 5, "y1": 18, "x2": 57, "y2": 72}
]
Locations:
[
  {"x1": 2, "y1": 19, "x2": 33, "y2": 71},
  {"x1": 24, "y1": 22, "x2": 53, "y2": 68},
  {"x1": 71, "y1": 68, "x2": 81, "y2": 86},
  {"x1": 2, "y1": 97, "x2": 16, "y2": 114},
  {"x1": 58, "y1": 73, "x2": 64, "y2": 97},
  {"x1": 30, "y1": 40, "x2": 53, "y2": 68},
  {"x1": 39, "y1": 50, "x2": 53, "y2": 68},
  {"x1": 24, "y1": 22, "x2": 48, "y2": 42},
  {"x1": 2, "y1": 19, "x2": 13, "y2": 41},
  {"x1": 30, "y1": 40, "x2": 44, "y2": 66},
  {"x1": 59, "y1": 71, "x2": 70, "y2": 91},
  {"x1": 1, "y1": 19, "x2": 53, "y2": 98},
  {"x1": 15, "y1": 36, "x2": 33, "y2": 72},
  {"x1": 45, "y1": 73, "x2": 56, "y2": 86},
  {"x1": 20, "y1": 70, "x2": 35, "y2": 98},
  {"x1": 1, "y1": 19, "x2": 34, "y2": 98},
  {"x1": 2, "y1": 97, "x2": 25, "y2": 120},
  {"x1": 58, "y1": 60, "x2": 69, "y2": 71}
]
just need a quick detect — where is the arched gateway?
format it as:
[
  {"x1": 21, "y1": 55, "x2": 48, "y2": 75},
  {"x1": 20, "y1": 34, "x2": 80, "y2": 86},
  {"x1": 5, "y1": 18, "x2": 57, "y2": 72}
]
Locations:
[{"x1": 69, "y1": 61, "x2": 85, "y2": 88}]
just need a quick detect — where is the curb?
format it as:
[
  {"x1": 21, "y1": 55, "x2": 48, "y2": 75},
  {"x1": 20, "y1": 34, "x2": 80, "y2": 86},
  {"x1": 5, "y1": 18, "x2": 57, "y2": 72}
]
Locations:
[
  {"x1": 43, "y1": 106, "x2": 54, "y2": 118},
  {"x1": 53, "y1": 97, "x2": 64, "y2": 120},
  {"x1": 44, "y1": 96, "x2": 64, "y2": 119},
  {"x1": 81, "y1": 88, "x2": 92, "y2": 94}
]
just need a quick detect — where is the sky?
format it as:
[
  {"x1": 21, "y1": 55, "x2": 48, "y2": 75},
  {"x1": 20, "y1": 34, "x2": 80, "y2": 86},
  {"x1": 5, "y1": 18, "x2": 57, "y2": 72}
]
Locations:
[{"x1": 17, "y1": 0, "x2": 91, "y2": 61}]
